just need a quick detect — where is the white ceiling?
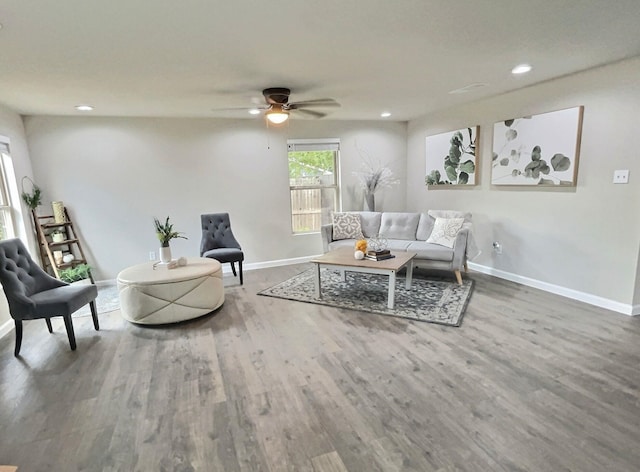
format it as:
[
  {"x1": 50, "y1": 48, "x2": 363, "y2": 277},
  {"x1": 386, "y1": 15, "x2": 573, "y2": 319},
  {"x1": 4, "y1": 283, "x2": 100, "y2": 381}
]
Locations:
[{"x1": 2, "y1": 0, "x2": 640, "y2": 121}]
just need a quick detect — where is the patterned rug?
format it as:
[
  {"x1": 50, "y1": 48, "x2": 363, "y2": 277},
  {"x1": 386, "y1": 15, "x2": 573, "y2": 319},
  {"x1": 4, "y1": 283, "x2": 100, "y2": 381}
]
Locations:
[
  {"x1": 74, "y1": 283, "x2": 120, "y2": 317},
  {"x1": 258, "y1": 268, "x2": 473, "y2": 326}
]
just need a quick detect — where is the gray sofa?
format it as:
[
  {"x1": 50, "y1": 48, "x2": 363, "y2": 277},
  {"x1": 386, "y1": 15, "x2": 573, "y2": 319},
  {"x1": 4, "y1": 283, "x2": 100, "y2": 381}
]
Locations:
[{"x1": 320, "y1": 210, "x2": 476, "y2": 284}]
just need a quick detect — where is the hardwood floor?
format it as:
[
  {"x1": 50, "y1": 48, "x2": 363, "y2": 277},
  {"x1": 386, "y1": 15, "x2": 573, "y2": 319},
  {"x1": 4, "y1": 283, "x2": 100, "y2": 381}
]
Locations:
[{"x1": 1, "y1": 264, "x2": 639, "y2": 471}]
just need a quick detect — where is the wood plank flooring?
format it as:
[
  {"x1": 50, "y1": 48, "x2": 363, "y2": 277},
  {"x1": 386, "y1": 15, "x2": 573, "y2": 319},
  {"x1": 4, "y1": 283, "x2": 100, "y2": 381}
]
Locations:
[{"x1": 1, "y1": 265, "x2": 639, "y2": 471}]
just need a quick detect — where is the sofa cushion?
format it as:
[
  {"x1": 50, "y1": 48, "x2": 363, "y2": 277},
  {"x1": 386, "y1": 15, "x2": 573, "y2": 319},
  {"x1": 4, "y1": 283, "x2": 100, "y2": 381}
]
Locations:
[
  {"x1": 355, "y1": 212, "x2": 382, "y2": 238},
  {"x1": 426, "y1": 217, "x2": 465, "y2": 248},
  {"x1": 328, "y1": 239, "x2": 357, "y2": 250},
  {"x1": 385, "y1": 239, "x2": 413, "y2": 251},
  {"x1": 379, "y1": 212, "x2": 420, "y2": 240},
  {"x1": 406, "y1": 241, "x2": 454, "y2": 261},
  {"x1": 416, "y1": 213, "x2": 435, "y2": 240},
  {"x1": 332, "y1": 213, "x2": 364, "y2": 240}
]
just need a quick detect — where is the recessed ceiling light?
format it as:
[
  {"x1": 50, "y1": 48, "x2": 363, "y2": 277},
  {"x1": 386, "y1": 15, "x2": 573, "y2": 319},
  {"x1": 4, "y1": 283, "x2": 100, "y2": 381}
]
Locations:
[
  {"x1": 75, "y1": 105, "x2": 94, "y2": 111},
  {"x1": 248, "y1": 108, "x2": 260, "y2": 115},
  {"x1": 380, "y1": 112, "x2": 391, "y2": 118},
  {"x1": 511, "y1": 64, "x2": 532, "y2": 75}
]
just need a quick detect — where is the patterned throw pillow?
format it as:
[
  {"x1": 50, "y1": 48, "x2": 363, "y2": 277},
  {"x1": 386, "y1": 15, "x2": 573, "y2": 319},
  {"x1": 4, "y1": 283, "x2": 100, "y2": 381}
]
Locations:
[
  {"x1": 332, "y1": 213, "x2": 364, "y2": 240},
  {"x1": 426, "y1": 217, "x2": 465, "y2": 248}
]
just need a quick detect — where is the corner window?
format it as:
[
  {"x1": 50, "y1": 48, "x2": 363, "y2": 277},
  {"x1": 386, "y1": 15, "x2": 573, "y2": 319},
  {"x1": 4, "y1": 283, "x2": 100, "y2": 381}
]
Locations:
[
  {"x1": 288, "y1": 139, "x2": 340, "y2": 234},
  {"x1": 0, "y1": 139, "x2": 16, "y2": 241}
]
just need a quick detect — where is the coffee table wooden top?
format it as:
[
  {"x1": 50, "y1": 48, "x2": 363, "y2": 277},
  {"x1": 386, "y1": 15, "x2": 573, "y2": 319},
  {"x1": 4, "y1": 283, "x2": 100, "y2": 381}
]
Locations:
[{"x1": 311, "y1": 246, "x2": 416, "y2": 270}]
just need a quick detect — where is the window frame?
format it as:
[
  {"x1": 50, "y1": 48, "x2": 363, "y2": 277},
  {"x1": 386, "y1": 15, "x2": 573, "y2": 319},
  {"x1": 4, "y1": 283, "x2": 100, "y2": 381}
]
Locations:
[
  {"x1": 287, "y1": 138, "x2": 341, "y2": 235},
  {"x1": 0, "y1": 137, "x2": 16, "y2": 241}
]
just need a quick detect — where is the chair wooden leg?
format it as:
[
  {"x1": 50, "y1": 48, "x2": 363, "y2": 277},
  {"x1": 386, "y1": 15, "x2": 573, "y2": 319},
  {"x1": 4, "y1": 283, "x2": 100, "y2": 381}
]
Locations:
[
  {"x1": 45, "y1": 318, "x2": 53, "y2": 333},
  {"x1": 14, "y1": 319, "x2": 23, "y2": 356},
  {"x1": 454, "y1": 270, "x2": 463, "y2": 285},
  {"x1": 239, "y1": 260, "x2": 243, "y2": 285},
  {"x1": 63, "y1": 315, "x2": 77, "y2": 351},
  {"x1": 90, "y1": 300, "x2": 100, "y2": 330},
  {"x1": 230, "y1": 262, "x2": 237, "y2": 277}
]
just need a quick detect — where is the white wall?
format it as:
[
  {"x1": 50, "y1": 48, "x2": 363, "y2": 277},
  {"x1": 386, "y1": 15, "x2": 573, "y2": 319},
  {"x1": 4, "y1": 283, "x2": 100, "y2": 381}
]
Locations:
[
  {"x1": 407, "y1": 57, "x2": 640, "y2": 308},
  {"x1": 24, "y1": 117, "x2": 406, "y2": 280},
  {"x1": 0, "y1": 103, "x2": 37, "y2": 328}
]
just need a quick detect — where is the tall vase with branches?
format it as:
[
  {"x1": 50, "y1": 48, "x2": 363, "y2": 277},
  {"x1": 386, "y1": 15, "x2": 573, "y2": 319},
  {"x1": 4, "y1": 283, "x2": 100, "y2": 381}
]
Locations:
[{"x1": 353, "y1": 154, "x2": 399, "y2": 211}]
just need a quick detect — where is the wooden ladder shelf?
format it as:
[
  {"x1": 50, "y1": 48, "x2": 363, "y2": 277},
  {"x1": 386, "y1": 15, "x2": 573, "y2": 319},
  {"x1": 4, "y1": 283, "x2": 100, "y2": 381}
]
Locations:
[{"x1": 32, "y1": 207, "x2": 95, "y2": 283}]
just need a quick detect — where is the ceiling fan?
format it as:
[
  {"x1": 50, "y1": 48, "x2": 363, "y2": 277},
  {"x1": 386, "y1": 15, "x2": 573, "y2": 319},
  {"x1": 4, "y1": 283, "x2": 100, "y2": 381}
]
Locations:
[{"x1": 216, "y1": 87, "x2": 340, "y2": 124}]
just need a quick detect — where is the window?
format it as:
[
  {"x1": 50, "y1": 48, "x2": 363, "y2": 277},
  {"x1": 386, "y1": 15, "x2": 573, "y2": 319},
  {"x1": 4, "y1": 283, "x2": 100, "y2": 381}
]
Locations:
[
  {"x1": 0, "y1": 138, "x2": 16, "y2": 240},
  {"x1": 288, "y1": 139, "x2": 340, "y2": 234}
]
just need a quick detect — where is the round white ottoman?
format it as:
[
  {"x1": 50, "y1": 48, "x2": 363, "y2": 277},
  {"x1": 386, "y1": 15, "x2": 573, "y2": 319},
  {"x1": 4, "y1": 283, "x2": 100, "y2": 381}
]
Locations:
[{"x1": 117, "y1": 257, "x2": 224, "y2": 324}]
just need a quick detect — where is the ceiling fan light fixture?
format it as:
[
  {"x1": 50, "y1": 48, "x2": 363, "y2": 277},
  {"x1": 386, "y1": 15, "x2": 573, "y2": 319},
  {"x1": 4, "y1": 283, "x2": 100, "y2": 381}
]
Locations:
[{"x1": 265, "y1": 105, "x2": 289, "y2": 124}]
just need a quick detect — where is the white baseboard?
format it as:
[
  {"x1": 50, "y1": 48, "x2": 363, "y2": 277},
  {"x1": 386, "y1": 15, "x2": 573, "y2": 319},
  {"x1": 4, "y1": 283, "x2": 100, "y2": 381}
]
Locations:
[
  {"x1": 3, "y1": 257, "x2": 634, "y2": 342},
  {"x1": 236, "y1": 254, "x2": 319, "y2": 272},
  {"x1": 91, "y1": 256, "x2": 320, "y2": 287},
  {"x1": 0, "y1": 318, "x2": 13, "y2": 340},
  {"x1": 468, "y1": 262, "x2": 637, "y2": 316}
]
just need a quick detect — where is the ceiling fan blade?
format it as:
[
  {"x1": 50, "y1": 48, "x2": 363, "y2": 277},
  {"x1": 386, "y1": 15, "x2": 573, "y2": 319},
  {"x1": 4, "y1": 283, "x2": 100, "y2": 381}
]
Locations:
[
  {"x1": 292, "y1": 108, "x2": 327, "y2": 119},
  {"x1": 211, "y1": 106, "x2": 268, "y2": 112},
  {"x1": 289, "y1": 99, "x2": 340, "y2": 108}
]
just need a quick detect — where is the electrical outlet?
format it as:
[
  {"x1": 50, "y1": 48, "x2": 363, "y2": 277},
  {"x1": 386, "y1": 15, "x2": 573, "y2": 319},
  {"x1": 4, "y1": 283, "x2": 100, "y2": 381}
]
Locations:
[
  {"x1": 613, "y1": 169, "x2": 629, "y2": 184},
  {"x1": 149, "y1": 251, "x2": 155, "y2": 261},
  {"x1": 492, "y1": 241, "x2": 502, "y2": 254}
]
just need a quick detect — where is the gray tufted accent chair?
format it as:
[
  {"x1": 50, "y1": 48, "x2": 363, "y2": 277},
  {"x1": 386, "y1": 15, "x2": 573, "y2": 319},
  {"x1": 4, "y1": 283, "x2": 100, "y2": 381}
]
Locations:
[
  {"x1": 200, "y1": 213, "x2": 244, "y2": 285},
  {"x1": 0, "y1": 238, "x2": 99, "y2": 356}
]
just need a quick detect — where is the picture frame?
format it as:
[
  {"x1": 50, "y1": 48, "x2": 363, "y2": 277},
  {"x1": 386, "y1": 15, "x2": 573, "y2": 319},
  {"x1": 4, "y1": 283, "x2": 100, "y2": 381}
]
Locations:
[
  {"x1": 425, "y1": 126, "x2": 479, "y2": 187},
  {"x1": 491, "y1": 106, "x2": 584, "y2": 186}
]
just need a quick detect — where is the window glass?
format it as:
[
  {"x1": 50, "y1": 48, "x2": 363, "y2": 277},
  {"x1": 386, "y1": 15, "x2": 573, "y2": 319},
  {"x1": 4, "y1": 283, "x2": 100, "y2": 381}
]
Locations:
[
  {"x1": 288, "y1": 140, "x2": 340, "y2": 234},
  {"x1": 0, "y1": 141, "x2": 16, "y2": 240}
]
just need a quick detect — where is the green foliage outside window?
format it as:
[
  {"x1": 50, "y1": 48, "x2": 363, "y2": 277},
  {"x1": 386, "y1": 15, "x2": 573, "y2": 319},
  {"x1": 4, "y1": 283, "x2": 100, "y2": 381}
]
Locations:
[
  {"x1": 288, "y1": 150, "x2": 337, "y2": 234},
  {"x1": 288, "y1": 151, "x2": 335, "y2": 182}
]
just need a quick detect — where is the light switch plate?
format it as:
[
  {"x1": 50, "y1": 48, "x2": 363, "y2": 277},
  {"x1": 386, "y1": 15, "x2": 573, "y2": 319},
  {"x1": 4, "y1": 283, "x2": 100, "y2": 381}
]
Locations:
[{"x1": 613, "y1": 170, "x2": 629, "y2": 184}]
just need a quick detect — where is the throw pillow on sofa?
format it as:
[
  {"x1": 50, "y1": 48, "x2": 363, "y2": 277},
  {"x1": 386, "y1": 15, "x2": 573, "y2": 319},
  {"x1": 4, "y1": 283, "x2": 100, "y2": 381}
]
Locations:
[
  {"x1": 332, "y1": 212, "x2": 365, "y2": 240},
  {"x1": 426, "y1": 217, "x2": 465, "y2": 248}
]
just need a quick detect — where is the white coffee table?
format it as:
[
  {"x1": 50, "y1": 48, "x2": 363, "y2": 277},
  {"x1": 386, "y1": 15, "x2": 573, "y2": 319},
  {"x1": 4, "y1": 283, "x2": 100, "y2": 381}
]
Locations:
[
  {"x1": 310, "y1": 247, "x2": 416, "y2": 309},
  {"x1": 117, "y1": 257, "x2": 224, "y2": 324}
]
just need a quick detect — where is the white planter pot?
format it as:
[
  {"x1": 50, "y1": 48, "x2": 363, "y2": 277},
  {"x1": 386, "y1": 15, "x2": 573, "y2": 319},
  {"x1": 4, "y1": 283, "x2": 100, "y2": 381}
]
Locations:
[{"x1": 159, "y1": 246, "x2": 172, "y2": 263}]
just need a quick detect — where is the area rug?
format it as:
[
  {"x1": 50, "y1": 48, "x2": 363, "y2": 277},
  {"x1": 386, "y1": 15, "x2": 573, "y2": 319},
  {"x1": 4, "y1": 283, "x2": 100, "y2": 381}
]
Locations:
[
  {"x1": 74, "y1": 283, "x2": 120, "y2": 317},
  {"x1": 258, "y1": 268, "x2": 473, "y2": 326}
]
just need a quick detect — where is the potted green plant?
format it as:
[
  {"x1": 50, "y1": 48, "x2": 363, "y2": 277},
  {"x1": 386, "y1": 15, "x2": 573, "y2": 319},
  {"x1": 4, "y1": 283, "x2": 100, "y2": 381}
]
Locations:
[
  {"x1": 58, "y1": 263, "x2": 92, "y2": 284},
  {"x1": 154, "y1": 216, "x2": 187, "y2": 263},
  {"x1": 51, "y1": 229, "x2": 65, "y2": 243}
]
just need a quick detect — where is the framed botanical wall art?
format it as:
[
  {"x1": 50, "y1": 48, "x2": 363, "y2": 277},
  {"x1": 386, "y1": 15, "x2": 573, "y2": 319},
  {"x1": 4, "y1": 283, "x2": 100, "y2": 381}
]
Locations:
[
  {"x1": 491, "y1": 106, "x2": 584, "y2": 186},
  {"x1": 425, "y1": 126, "x2": 478, "y2": 186}
]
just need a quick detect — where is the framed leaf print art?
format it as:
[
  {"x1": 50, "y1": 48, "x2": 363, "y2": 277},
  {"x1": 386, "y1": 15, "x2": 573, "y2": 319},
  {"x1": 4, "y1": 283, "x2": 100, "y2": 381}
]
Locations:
[
  {"x1": 425, "y1": 127, "x2": 478, "y2": 186},
  {"x1": 491, "y1": 106, "x2": 584, "y2": 186}
]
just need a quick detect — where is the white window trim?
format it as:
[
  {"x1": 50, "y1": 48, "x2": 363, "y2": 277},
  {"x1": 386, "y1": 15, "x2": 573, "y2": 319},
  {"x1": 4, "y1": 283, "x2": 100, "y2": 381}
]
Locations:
[
  {"x1": 287, "y1": 138, "x2": 342, "y2": 234},
  {"x1": 0, "y1": 136, "x2": 17, "y2": 240}
]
